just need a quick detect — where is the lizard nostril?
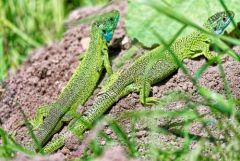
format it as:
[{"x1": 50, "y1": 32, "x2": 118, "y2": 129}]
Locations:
[{"x1": 95, "y1": 23, "x2": 100, "y2": 27}]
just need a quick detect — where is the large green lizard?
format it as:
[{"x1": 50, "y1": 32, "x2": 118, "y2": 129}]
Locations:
[
  {"x1": 41, "y1": 11, "x2": 235, "y2": 153},
  {"x1": 30, "y1": 10, "x2": 120, "y2": 150}
]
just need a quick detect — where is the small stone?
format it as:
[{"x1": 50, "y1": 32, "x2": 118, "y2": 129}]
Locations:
[
  {"x1": 136, "y1": 130, "x2": 147, "y2": 138},
  {"x1": 80, "y1": 37, "x2": 90, "y2": 50},
  {"x1": 61, "y1": 147, "x2": 70, "y2": 155},
  {"x1": 121, "y1": 36, "x2": 129, "y2": 46},
  {"x1": 105, "y1": 128, "x2": 112, "y2": 135},
  {"x1": 100, "y1": 140, "x2": 106, "y2": 145}
]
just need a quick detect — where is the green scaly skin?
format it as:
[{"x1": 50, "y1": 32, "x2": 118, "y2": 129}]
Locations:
[
  {"x1": 43, "y1": 11, "x2": 234, "y2": 153},
  {"x1": 29, "y1": 10, "x2": 120, "y2": 151}
]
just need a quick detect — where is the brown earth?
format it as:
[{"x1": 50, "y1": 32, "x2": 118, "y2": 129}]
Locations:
[{"x1": 0, "y1": 0, "x2": 240, "y2": 160}]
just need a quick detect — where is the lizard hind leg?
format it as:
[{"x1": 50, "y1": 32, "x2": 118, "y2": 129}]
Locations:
[{"x1": 30, "y1": 104, "x2": 51, "y2": 129}]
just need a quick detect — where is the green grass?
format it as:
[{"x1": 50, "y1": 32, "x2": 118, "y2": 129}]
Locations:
[
  {"x1": 1, "y1": 0, "x2": 240, "y2": 160},
  {"x1": 0, "y1": 0, "x2": 109, "y2": 81}
]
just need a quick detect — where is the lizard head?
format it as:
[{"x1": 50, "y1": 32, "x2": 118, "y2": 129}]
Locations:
[
  {"x1": 205, "y1": 11, "x2": 234, "y2": 35},
  {"x1": 93, "y1": 10, "x2": 120, "y2": 43}
]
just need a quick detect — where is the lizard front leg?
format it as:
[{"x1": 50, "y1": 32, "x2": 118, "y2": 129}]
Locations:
[
  {"x1": 190, "y1": 41, "x2": 216, "y2": 61},
  {"x1": 129, "y1": 78, "x2": 158, "y2": 105},
  {"x1": 102, "y1": 42, "x2": 113, "y2": 76},
  {"x1": 138, "y1": 81, "x2": 158, "y2": 105}
]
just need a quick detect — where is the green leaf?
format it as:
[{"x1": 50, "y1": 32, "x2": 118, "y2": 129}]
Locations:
[{"x1": 126, "y1": 0, "x2": 240, "y2": 47}]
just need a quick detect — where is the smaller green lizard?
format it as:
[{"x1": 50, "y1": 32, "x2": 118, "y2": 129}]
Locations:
[
  {"x1": 29, "y1": 10, "x2": 120, "y2": 151},
  {"x1": 42, "y1": 11, "x2": 235, "y2": 153}
]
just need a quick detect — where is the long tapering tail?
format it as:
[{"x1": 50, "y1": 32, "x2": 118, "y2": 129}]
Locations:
[{"x1": 69, "y1": 88, "x2": 119, "y2": 136}]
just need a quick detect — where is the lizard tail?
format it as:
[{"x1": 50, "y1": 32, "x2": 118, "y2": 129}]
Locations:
[
  {"x1": 69, "y1": 88, "x2": 119, "y2": 136},
  {"x1": 70, "y1": 72, "x2": 133, "y2": 137}
]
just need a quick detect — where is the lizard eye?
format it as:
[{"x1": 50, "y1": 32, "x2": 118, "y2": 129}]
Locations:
[
  {"x1": 102, "y1": 29, "x2": 106, "y2": 34},
  {"x1": 95, "y1": 23, "x2": 100, "y2": 27},
  {"x1": 223, "y1": 17, "x2": 226, "y2": 21},
  {"x1": 213, "y1": 27, "x2": 217, "y2": 31},
  {"x1": 109, "y1": 17, "x2": 114, "y2": 21},
  {"x1": 204, "y1": 40, "x2": 210, "y2": 44}
]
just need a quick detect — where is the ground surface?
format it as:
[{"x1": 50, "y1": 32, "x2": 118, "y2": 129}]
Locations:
[{"x1": 0, "y1": 1, "x2": 240, "y2": 161}]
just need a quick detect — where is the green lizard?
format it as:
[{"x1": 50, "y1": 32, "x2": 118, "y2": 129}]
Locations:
[
  {"x1": 41, "y1": 11, "x2": 235, "y2": 153},
  {"x1": 30, "y1": 10, "x2": 120, "y2": 150}
]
